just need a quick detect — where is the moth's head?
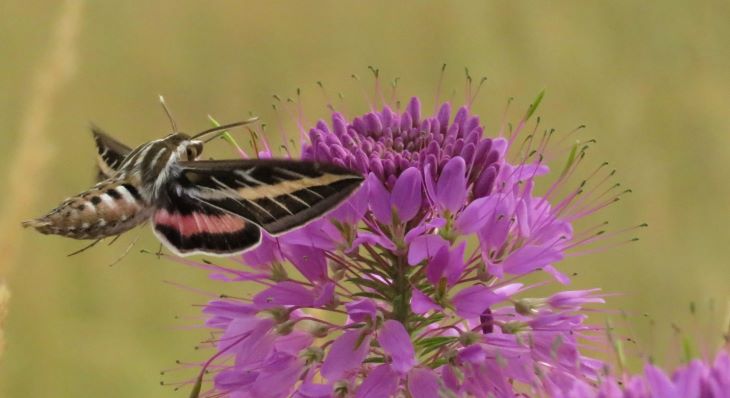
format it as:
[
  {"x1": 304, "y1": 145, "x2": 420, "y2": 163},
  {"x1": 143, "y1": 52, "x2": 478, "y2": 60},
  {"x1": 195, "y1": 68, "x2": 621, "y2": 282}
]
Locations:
[
  {"x1": 162, "y1": 117, "x2": 259, "y2": 163},
  {"x1": 161, "y1": 133, "x2": 205, "y2": 161}
]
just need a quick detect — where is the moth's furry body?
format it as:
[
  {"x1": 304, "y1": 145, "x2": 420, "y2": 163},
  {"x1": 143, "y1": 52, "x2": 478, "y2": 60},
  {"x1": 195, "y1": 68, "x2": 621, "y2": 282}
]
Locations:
[
  {"x1": 25, "y1": 179, "x2": 151, "y2": 239},
  {"x1": 23, "y1": 125, "x2": 364, "y2": 256},
  {"x1": 23, "y1": 133, "x2": 197, "y2": 239}
]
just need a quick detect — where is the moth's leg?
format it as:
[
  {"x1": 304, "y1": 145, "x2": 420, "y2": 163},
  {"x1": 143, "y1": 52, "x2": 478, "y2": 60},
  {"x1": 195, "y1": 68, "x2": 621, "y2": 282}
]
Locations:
[
  {"x1": 107, "y1": 234, "x2": 141, "y2": 267},
  {"x1": 107, "y1": 234, "x2": 123, "y2": 246},
  {"x1": 155, "y1": 242, "x2": 164, "y2": 258},
  {"x1": 67, "y1": 238, "x2": 103, "y2": 257}
]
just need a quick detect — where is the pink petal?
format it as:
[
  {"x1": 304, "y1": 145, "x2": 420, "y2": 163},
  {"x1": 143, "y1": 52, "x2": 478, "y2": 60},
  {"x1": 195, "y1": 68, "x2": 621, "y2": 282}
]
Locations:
[
  {"x1": 296, "y1": 382, "x2": 333, "y2": 398},
  {"x1": 543, "y1": 265, "x2": 571, "y2": 285},
  {"x1": 367, "y1": 173, "x2": 392, "y2": 224},
  {"x1": 282, "y1": 244, "x2": 328, "y2": 283},
  {"x1": 329, "y1": 180, "x2": 369, "y2": 224},
  {"x1": 242, "y1": 233, "x2": 282, "y2": 267},
  {"x1": 321, "y1": 330, "x2": 371, "y2": 382},
  {"x1": 274, "y1": 332, "x2": 314, "y2": 356},
  {"x1": 281, "y1": 221, "x2": 341, "y2": 250},
  {"x1": 455, "y1": 196, "x2": 499, "y2": 234},
  {"x1": 391, "y1": 167, "x2": 423, "y2": 222},
  {"x1": 355, "y1": 364, "x2": 399, "y2": 398},
  {"x1": 445, "y1": 241, "x2": 467, "y2": 285},
  {"x1": 254, "y1": 282, "x2": 315, "y2": 308},
  {"x1": 351, "y1": 231, "x2": 396, "y2": 252},
  {"x1": 425, "y1": 245, "x2": 450, "y2": 285},
  {"x1": 345, "y1": 298, "x2": 378, "y2": 323},
  {"x1": 407, "y1": 368, "x2": 440, "y2": 398},
  {"x1": 404, "y1": 218, "x2": 446, "y2": 243},
  {"x1": 313, "y1": 282, "x2": 335, "y2": 307},
  {"x1": 452, "y1": 284, "x2": 522, "y2": 318},
  {"x1": 378, "y1": 320, "x2": 416, "y2": 373},
  {"x1": 644, "y1": 364, "x2": 679, "y2": 398},
  {"x1": 436, "y1": 157, "x2": 467, "y2": 212},
  {"x1": 407, "y1": 234, "x2": 449, "y2": 265},
  {"x1": 502, "y1": 245, "x2": 564, "y2": 275},
  {"x1": 410, "y1": 288, "x2": 441, "y2": 314}
]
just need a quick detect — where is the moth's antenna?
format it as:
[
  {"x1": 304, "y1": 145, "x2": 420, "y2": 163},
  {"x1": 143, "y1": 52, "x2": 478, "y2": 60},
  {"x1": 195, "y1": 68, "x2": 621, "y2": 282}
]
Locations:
[
  {"x1": 191, "y1": 117, "x2": 259, "y2": 141},
  {"x1": 159, "y1": 95, "x2": 178, "y2": 132}
]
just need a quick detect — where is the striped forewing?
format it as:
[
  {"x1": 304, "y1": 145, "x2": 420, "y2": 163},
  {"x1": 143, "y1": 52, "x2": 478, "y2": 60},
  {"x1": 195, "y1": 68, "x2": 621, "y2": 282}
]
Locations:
[{"x1": 161, "y1": 159, "x2": 365, "y2": 235}]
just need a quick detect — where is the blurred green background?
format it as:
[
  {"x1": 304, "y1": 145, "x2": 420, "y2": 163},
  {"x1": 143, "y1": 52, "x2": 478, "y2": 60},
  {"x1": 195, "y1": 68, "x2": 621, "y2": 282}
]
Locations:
[{"x1": 1, "y1": 1, "x2": 729, "y2": 397}]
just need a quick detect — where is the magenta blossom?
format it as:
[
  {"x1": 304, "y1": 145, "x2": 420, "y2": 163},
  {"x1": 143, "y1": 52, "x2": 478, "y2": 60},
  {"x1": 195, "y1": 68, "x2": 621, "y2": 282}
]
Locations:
[
  {"x1": 557, "y1": 350, "x2": 730, "y2": 398},
  {"x1": 176, "y1": 89, "x2": 629, "y2": 397}
]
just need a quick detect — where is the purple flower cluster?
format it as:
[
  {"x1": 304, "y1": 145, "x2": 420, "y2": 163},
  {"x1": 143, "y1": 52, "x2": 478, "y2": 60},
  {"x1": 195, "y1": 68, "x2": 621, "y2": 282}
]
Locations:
[
  {"x1": 558, "y1": 351, "x2": 730, "y2": 398},
  {"x1": 185, "y1": 96, "x2": 619, "y2": 397}
]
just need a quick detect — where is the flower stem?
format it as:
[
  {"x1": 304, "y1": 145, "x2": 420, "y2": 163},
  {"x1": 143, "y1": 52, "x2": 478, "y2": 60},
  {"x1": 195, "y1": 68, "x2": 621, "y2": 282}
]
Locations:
[{"x1": 391, "y1": 253, "x2": 411, "y2": 328}]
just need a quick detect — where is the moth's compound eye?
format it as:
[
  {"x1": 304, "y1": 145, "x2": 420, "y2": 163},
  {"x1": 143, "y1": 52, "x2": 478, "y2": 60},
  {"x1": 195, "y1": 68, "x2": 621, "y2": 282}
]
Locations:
[{"x1": 186, "y1": 142, "x2": 204, "y2": 160}]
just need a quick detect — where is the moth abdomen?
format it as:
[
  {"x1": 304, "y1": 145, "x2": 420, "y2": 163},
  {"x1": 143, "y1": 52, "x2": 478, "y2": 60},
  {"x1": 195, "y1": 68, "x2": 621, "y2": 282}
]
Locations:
[{"x1": 22, "y1": 182, "x2": 152, "y2": 240}]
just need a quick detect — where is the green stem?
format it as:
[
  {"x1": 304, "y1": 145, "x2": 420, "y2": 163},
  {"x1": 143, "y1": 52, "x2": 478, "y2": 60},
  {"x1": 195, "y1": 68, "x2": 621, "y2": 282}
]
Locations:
[{"x1": 391, "y1": 253, "x2": 411, "y2": 327}]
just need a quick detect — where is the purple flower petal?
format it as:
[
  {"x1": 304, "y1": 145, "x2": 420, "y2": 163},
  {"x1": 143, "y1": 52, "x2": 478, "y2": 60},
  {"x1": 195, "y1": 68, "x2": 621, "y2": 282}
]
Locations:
[
  {"x1": 391, "y1": 167, "x2": 423, "y2": 222},
  {"x1": 215, "y1": 368, "x2": 257, "y2": 391},
  {"x1": 407, "y1": 97, "x2": 421, "y2": 124},
  {"x1": 455, "y1": 196, "x2": 499, "y2": 234},
  {"x1": 437, "y1": 102, "x2": 451, "y2": 127},
  {"x1": 329, "y1": 180, "x2": 369, "y2": 224},
  {"x1": 473, "y1": 164, "x2": 498, "y2": 198},
  {"x1": 321, "y1": 330, "x2": 371, "y2": 382},
  {"x1": 203, "y1": 300, "x2": 258, "y2": 328},
  {"x1": 242, "y1": 233, "x2": 282, "y2": 267},
  {"x1": 274, "y1": 332, "x2": 314, "y2": 356},
  {"x1": 254, "y1": 282, "x2": 315, "y2": 308},
  {"x1": 355, "y1": 364, "x2": 399, "y2": 398},
  {"x1": 458, "y1": 344, "x2": 486, "y2": 364},
  {"x1": 404, "y1": 218, "x2": 446, "y2": 243},
  {"x1": 295, "y1": 382, "x2": 333, "y2": 398},
  {"x1": 445, "y1": 241, "x2": 467, "y2": 285},
  {"x1": 313, "y1": 282, "x2": 335, "y2": 307},
  {"x1": 426, "y1": 245, "x2": 450, "y2": 285},
  {"x1": 516, "y1": 199, "x2": 531, "y2": 238},
  {"x1": 407, "y1": 368, "x2": 440, "y2": 398},
  {"x1": 436, "y1": 157, "x2": 467, "y2": 212},
  {"x1": 442, "y1": 365, "x2": 461, "y2": 394},
  {"x1": 351, "y1": 231, "x2": 396, "y2": 252},
  {"x1": 644, "y1": 364, "x2": 679, "y2": 398},
  {"x1": 378, "y1": 320, "x2": 416, "y2": 374},
  {"x1": 282, "y1": 244, "x2": 328, "y2": 283},
  {"x1": 346, "y1": 298, "x2": 378, "y2": 323},
  {"x1": 407, "y1": 234, "x2": 449, "y2": 265},
  {"x1": 492, "y1": 137, "x2": 508, "y2": 157},
  {"x1": 249, "y1": 353, "x2": 302, "y2": 398},
  {"x1": 368, "y1": 173, "x2": 392, "y2": 224},
  {"x1": 281, "y1": 221, "x2": 341, "y2": 250},
  {"x1": 227, "y1": 318, "x2": 276, "y2": 366},
  {"x1": 452, "y1": 284, "x2": 522, "y2": 318},
  {"x1": 502, "y1": 245, "x2": 564, "y2": 275},
  {"x1": 543, "y1": 265, "x2": 571, "y2": 285},
  {"x1": 410, "y1": 288, "x2": 441, "y2": 314},
  {"x1": 675, "y1": 360, "x2": 703, "y2": 398},
  {"x1": 547, "y1": 289, "x2": 604, "y2": 310}
]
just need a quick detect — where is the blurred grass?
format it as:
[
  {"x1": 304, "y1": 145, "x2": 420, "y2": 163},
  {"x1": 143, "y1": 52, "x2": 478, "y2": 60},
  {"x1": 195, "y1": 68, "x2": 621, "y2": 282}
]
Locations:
[{"x1": 1, "y1": 1, "x2": 729, "y2": 397}]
